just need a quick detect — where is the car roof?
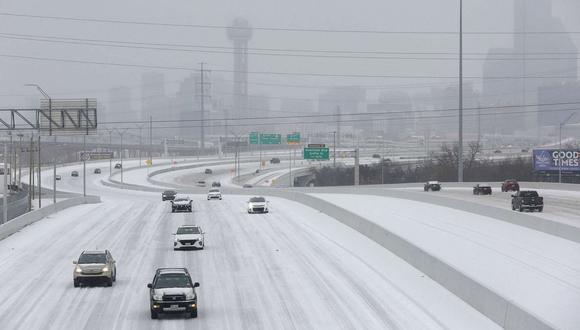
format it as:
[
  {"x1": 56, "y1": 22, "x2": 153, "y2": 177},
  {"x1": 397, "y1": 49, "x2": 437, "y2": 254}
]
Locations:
[
  {"x1": 156, "y1": 268, "x2": 189, "y2": 275},
  {"x1": 177, "y1": 225, "x2": 200, "y2": 229},
  {"x1": 82, "y1": 250, "x2": 107, "y2": 255},
  {"x1": 174, "y1": 194, "x2": 190, "y2": 199},
  {"x1": 427, "y1": 181, "x2": 440, "y2": 184}
]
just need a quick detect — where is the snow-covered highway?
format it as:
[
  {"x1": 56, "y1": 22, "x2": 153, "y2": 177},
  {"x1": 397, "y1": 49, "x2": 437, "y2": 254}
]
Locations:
[{"x1": 0, "y1": 160, "x2": 500, "y2": 329}]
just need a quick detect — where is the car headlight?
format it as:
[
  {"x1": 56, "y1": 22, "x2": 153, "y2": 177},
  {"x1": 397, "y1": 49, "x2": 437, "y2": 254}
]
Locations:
[
  {"x1": 102, "y1": 266, "x2": 109, "y2": 272},
  {"x1": 186, "y1": 293, "x2": 196, "y2": 300},
  {"x1": 153, "y1": 294, "x2": 163, "y2": 301},
  {"x1": 75, "y1": 267, "x2": 82, "y2": 273}
]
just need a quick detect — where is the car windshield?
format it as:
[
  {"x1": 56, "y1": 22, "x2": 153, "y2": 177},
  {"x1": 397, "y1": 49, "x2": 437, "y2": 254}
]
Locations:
[
  {"x1": 164, "y1": 191, "x2": 175, "y2": 195},
  {"x1": 250, "y1": 197, "x2": 265, "y2": 203},
  {"x1": 155, "y1": 274, "x2": 191, "y2": 288},
  {"x1": 78, "y1": 253, "x2": 106, "y2": 264},
  {"x1": 521, "y1": 191, "x2": 539, "y2": 197},
  {"x1": 209, "y1": 189, "x2": 219, "y2": 193},
  {"x1": 177, "y1": 227, "x2": 201, "y2": 235},
  {"x1": 174, "y1": 198, "x2": 188, "y2": 202}
]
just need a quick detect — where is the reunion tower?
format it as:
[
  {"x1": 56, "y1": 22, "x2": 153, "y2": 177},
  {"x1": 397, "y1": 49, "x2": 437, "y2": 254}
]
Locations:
[{"x1": 227, "y1": 18, "x2": 253, "y2": 122}]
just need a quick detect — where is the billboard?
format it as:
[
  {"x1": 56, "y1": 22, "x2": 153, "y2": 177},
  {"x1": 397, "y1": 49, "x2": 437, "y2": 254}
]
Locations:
[{"x1": 533, "y1": 149, "x2": 580, "y2": 172}]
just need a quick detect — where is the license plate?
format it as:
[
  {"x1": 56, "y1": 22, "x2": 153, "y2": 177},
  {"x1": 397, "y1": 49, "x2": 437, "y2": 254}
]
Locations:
[{"x1": 164, "y1": 305, "x2": 184, "y2": 311}]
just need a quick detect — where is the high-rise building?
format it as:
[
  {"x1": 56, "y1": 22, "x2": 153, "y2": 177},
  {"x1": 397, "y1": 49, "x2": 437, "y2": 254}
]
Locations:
[
  {"x1": 482, "y1": 0, "x2": 577, "y2": 136},
  {"x1": 141, "y1": 72, "x2": 166, "y2": 122},
  {"x1": 107, "y1": 86, "x2": 132, "y2": 124},
  {"x1": 227, "y1": 18, "x2": 253, "y2": 125}
]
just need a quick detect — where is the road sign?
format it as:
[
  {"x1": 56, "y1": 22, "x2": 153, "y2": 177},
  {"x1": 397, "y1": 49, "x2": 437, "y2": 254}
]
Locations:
[
  {"x1": 304, "y1": 147, "x2": 330, "y2": 160},
  {"x1": 287, "y1": 132, "x2": 301, "y2": 145},
  {"x1": 249, "y1": 132, "x2": 259, "y2": 145},
  {"x1": 308, "y1": 143, "x2": 325, "y2": 148},
  {"x1": 260, "y1": 133, "x2": 281, "y2": 145},
  {"x1": 80, "y1": 152, "x2": 113, "y2": 161}
]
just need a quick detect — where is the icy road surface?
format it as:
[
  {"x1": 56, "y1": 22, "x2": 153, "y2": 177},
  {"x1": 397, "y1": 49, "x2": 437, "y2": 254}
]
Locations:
[{"x1": 313, "y1": 193, "x2": 580, "y2": 330}]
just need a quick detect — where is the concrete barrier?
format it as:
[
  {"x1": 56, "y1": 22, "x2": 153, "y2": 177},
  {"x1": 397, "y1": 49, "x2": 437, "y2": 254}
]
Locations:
[{"x1": 0, "y1": 195, "x2": 101, "y2": 241}]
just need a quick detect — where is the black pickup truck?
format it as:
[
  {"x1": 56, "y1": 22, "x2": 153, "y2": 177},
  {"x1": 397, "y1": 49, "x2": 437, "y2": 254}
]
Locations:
[{"x1": 511, "y1": 190, "x2": 543, "y2": 212}]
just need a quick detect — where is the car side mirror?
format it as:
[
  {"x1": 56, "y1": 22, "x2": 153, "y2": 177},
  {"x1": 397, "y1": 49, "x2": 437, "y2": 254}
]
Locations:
[
  {"x1": 73, "y1": 260, "x2": 77, "y2": 264},
  {"x1": 147, "y1": 283, "x2": 152, "y2": 288},
  {"x1": 193, "y1": 282, "x2": 200, "y2": 288},
  {"x1": 171, "y1": 233, "x2": 176, "y2": 235},
  {"x1": 511, "y1": 194, "x2": 516, "y2": 198}
]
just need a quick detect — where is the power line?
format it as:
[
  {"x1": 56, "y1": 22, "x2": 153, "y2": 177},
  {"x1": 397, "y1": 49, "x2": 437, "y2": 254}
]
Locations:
[
  {"x1": 94, "y1": 100, "x2": 580, "y2": 125},
  {"x1": 1, "y1": 53, "x2": 578, "y2": 80},
  {"x1": 3, "y1": 32, "x2": 578, "y2": 56},
  {"x1": 96, "y1": 106, "x2": 580, "y2": 131},
  {"x1": 2, "y1": 12, "x2": 580, "y2": 35},
  {"x1": 3, "y1": 33, "x2": 580, "y2": 61}
]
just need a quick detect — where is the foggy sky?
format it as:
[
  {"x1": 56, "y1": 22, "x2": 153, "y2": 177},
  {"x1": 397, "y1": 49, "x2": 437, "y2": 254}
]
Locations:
[{"x1": 0, "y1": 0, "x2": 579, "y2": 116}]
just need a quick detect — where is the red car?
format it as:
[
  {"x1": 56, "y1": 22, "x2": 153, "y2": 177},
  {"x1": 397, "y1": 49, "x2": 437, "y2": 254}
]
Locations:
[{"x1": 501, "y1": 179, "x2": 520, "y2": 192}]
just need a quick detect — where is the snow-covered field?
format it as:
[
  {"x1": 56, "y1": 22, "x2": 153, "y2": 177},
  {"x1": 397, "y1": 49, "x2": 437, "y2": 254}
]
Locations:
[
  {"x1": 312, "y1": 193, "x2": 580, "y2": 330},
  {"x1": 0, "y1": 161, "x2": 500, "y2": 329}
]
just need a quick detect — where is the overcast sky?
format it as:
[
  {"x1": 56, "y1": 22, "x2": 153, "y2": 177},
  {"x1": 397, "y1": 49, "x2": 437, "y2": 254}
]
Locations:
[{"x1": 0, "y1": 0, "x2": 578, "y2": 111}]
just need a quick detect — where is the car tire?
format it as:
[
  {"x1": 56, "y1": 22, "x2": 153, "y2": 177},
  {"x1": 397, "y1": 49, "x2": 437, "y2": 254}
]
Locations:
[
  {"x1": 73, "y1": 279, "x2": 80, "y2": 288},
  {"x1": 171, "y1": 209, "x2": 175, "y2": 213},
  {"x1": 538, "y1": 207, "x2": 543, "y2": 212},
  {"x1": 151, "y1": 310, "x2": 158, "y2": 319},
  {"x1": 113, "y1": 270, "x2": 117, "y2": 282},
  {"x1": 512, "y1": 204, "x2": 515, "y2": 211},
  {"x1": 190, "y1": 308, "x2": 198, "y2": 318},
  {"x1": 106, "y1": 278, "x2": 113, "y2": 287},
  {"x1": 519, "y1": 206, "x2": 523, "y2": 212}
]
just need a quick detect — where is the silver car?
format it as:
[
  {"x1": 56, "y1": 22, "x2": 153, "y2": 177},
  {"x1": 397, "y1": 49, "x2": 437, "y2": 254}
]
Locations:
[{"x1": 73, "y1": 250, "x2": 117, "y2": 287}]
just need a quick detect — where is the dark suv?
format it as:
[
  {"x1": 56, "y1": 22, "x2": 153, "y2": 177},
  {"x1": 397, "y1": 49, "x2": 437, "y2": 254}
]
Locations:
[
  {"x1": 148, "y1": 268, "x2": 200, "y2": 319},
  {"x1": 424, "y1": 181, "x2": 441, "y2": 191}
]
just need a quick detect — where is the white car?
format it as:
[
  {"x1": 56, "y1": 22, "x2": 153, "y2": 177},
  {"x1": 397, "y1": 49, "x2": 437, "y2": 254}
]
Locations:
[
  {"x1": 247, "y1": 196, "x2": 268, "y2": 214},
  {"x1": 173, "y1": 225, "x2": 204, "y2": 250},
  {"x1": 207, "y1": 188, "x2": 222, "y2": 200},
  {"x1": 171, "y1": 195, "x2": 193, "y2": 213}
]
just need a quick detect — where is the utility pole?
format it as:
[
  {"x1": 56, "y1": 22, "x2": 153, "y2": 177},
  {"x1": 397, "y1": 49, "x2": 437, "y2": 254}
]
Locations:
[
  {"x1": 333, "y1": 131, "x2": 337, "y2": 167},
  {"x1": 37, "y1": 135, "x2": 41, "y2": 209},
  {"x1": 3, "y1": 143, "x2": 8, "y2": 223},
  {"x1": 354, "y1": 148, "x2": 360, "y2": 186},
  {"x1": 137, "y1": 124, "x2": 145, "y2": 167},
  {"x1": 149, "y1": 116, "x2": 153, "y2": 168},
  {"x1": 17, "y1": 134, "x2": 23, "y2": 187},
  {"x1": 82, "y1": 134, "x2": 86, "y2": 197},
  {"x1": 336, "y1": 106, "x2": 341, "y2": 149},
  {"x1": 458, "y1": 0, "x2": 464, "y2": 183},
  {"x1": 559, "y1": 112, "x2": 576, "y2": 183},
  {"x1": 108, "y1": 129, "x2": 113, "y2": 175},
  {"x1": 289, "y1": 147, "x2": 292, "y2": 188},
  {"x1": 28, "y1": 135, "x2": 33, "y2": 211},
  {"x1": 199, "y1": 62, "x2": 209, "y2": 152}
]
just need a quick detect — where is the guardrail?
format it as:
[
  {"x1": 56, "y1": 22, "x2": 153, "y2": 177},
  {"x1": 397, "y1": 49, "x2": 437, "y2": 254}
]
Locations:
[{"x1": 0, "y1": 195, "x2": 101, "y2": 241}]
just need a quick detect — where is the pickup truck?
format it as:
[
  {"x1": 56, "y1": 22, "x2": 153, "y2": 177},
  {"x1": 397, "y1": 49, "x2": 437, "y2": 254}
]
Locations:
[{"x1": 511, "y1": 190, "x2": 543, "y2": 212}]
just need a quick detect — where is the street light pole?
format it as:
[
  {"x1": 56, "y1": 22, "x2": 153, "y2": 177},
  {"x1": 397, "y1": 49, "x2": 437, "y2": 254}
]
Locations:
[
  {"x1": 457, "y1": 0, "x2": 464, "y2": 183},
  {"x1": 333, "y1": 131, "x2": 337, "y2": 167},
  {"x1": 559, "y1": 112, "x2": 576, "y2": 184}
]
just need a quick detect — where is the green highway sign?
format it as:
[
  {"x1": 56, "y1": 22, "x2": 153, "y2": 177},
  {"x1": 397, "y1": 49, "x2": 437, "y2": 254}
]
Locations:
[
  {"x1": 287, "y1": 132, "x2": 301, "y2": 145},
  {"x1": 304, "y1": 147, "x2": 330, "y2": 160},
  {"x1": 249, "y1": 132, "x2": 259, "y2": 145},
  {"x1": 260, "y1": 133, "x2": 282, "y2": 145}
]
